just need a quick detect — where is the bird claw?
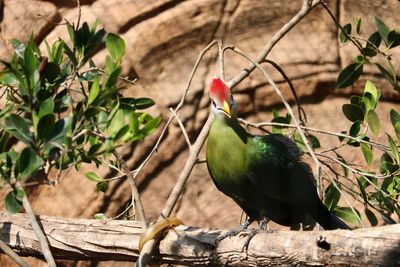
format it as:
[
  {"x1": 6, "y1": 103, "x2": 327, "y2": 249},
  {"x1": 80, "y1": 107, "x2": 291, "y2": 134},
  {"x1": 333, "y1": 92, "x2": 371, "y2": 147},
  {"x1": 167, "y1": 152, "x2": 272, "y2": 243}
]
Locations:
[{"x1": 215, "y1": 218, "x2": 254, "y2": 245}]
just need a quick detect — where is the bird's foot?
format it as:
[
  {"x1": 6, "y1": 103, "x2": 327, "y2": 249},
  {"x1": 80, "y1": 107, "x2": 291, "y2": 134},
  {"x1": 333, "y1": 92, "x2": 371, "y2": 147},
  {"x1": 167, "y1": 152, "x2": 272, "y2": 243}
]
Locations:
[{"x1": 215, "y1": 218, "x2": 254, "y2": 244}]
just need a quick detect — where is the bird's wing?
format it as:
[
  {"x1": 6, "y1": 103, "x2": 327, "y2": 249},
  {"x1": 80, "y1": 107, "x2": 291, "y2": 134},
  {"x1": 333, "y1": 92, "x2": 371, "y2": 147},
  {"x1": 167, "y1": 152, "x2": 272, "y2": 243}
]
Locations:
[{"x1": 246, "y1": 134, "x2": 317, "y2": 204}]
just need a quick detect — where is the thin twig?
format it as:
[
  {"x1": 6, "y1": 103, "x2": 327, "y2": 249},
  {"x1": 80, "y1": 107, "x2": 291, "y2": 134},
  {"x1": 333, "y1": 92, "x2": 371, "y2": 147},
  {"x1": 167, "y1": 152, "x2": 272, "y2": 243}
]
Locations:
[
  {"x1": 239, "y1": 120, "x2": 390, "y2": 151},
  {"x1": 316, "y1": 152, "x2": 397, "y2": 180},
  {"x1": 75, "y1": 0, "x2": 82, "y2": 32},
  {"x1": 0, "y1": 238, "x2": 30, "y2": 267},
  {"x1": 113, "y1": 151, "x2": 147, "y2": 230},
  {"x1": 320, "y1": 0, "x2": 367, "y2": 59},
  {"x1": 227, "y1": 0, "x2": 322, "y2": 88},
  {"x1": 169, "y1": 108, "x2": 192, "y2": 148},
  {"x1": 262, "y1": 59, "x2": 307, "y2": 124},
  {"x1": 19, "y1": 186, "x2": 56, "y2": 267}
]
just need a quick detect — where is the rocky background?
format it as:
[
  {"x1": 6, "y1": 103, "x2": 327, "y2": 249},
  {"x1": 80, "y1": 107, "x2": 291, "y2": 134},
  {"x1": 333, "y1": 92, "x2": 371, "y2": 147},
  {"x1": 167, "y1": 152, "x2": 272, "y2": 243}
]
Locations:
[{"x1": 0, "y1": 0, "x2": 400, "y2": 266}]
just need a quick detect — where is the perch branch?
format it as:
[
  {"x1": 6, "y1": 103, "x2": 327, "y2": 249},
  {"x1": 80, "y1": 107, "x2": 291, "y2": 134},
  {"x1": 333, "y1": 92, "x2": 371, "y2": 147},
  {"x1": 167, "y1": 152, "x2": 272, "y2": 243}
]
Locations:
[{"x1": 0, "y1": 213, "x2": 399, "y2": 266}]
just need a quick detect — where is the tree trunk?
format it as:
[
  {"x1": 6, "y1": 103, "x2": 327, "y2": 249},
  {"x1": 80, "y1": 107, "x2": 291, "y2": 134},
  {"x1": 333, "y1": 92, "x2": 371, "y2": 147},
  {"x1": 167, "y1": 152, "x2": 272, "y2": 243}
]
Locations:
[{"x1": 0, "y1": 212, "x2": 399, "y2": 266}]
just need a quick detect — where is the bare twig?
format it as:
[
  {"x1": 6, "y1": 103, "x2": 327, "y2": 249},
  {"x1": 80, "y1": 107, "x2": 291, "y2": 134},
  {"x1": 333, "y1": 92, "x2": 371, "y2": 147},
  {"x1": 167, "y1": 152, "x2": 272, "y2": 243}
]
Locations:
[
  {"x1": 262, "y1": 59, "x2": 307, "y2": 124},
  {"x1": 0, "y1": 238, "x2": 30, "y2": 267},
  {"x1": 169, "y1": 108, "x2": 192, "y2": 148},
  {"x1": 19, "y1": 186, "x2": 56, "y2": 267},
  {"x1": 239, "y1": 120, "x2": 389, "y2": 151},
  {"x1": 75, "y1": 0, "x2": 82, "y2": 32},
  {"x1": 227, "y1": 0, "x2": 322, "y2": 88},
  {"x1": 113, "y1": 151, "x2": 147, "y2": 230}
]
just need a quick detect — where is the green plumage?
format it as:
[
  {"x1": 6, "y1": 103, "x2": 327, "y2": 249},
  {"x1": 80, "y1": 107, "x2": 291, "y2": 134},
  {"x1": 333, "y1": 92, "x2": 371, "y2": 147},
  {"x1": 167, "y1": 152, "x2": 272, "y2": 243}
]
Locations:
[{"x1": 206, "y1": 115, "x2": 350, "y2": 230}]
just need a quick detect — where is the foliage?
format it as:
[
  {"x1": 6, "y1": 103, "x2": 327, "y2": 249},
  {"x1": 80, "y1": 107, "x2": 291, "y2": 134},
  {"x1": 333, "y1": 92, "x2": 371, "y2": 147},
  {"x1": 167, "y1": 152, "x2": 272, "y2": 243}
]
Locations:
[
  {"x1": 336, "y1": 16, "x2": 400, "y2": 92},
  {"x1": 0, "y1": 21, "x2": 160, "y2": 213}
]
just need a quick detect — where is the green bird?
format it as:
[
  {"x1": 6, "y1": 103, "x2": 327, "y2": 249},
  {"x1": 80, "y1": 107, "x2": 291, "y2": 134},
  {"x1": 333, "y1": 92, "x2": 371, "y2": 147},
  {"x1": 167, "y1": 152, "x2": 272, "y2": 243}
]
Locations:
[{"x1": 206, "y1": 76, "x2": 350, "y2": 231}]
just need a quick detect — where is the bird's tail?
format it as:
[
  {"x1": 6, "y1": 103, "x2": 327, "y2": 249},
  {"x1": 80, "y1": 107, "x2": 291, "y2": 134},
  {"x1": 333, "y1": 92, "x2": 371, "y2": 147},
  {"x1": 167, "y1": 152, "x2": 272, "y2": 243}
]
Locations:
[{"x1": 313, "y1": 202, "x2": 351, "y2": 230}]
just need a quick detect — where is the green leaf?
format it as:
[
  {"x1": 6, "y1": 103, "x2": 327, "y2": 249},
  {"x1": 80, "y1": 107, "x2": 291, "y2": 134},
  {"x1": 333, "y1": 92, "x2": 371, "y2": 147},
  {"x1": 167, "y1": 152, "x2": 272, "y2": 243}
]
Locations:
[
  {"x1": 336, "y1": 62, "x2": 364, "y2": 88},
  {"x1": 360, "y1": 143, "x2": 373, "y2": 165},
  {"x1": 4, "y1": 114, "x2": 34, "y2": 145},
  {"x1": 37, "y1": 114, "x2": 55, "y2": 140},
  {"x1": 356, "y1": 177, "x2": 368, "y2": 203},
  {"x1": 141, "y1": 117, "x2": 161, "y2": 136},
  {"x1": 367, "y1": 110, "x2": 380, "y2": 136},
  {"x1": 349, "y1": 121, "x2": 361, "y2": 137},
  {"x1": 387, "y1": 29, "x2": 400, "y2": 48},
  {"x1": 5, "y1": 189, "x2": 24, "y2": 214},
  {"x1": 15, "y1": 147, "x2": 44, "y2": 180},
  {"x1": 132, "y1": 98, "x2": 155, "y2": 110},
  {"x1": 85, "y1": 171, "x2": 102, "y2": 182},
  {"x1": 350, "y1": 95, "x2": 361, "y2": 106},
  {"x1": 387, "y1": 134, "x2": 400, "y2": 164},
  {"x1": 38, "y1": 98, "x2": 54, "y2": 118},
  {"x1": 44, "y1": 116, "x2": 73, "y2": 146},
  {"x1": 367, "y1": 31, "x2": 382, "y2": 48},
  {"x1": 379, "y1": 152, "x2": 399, "y2": 174},
  {"x1": 94, "y1": 213, "x2": 107, "y2": 220},
  {"x1": 375, "y1": 16, "x2": 389, "y2": 46},
  {"x1": 107, "y1": 109, "x2": 125, "y2": 137},
  {"x1": 361, "y1": 47, "x2": 377, "y2": 57},
  {"x1": 355, "y1": 17, "x2": 362, "y2": 35},
  {"x1": 365, "y1": 208, "x2": 378, "y2": 226},
  {"x1": 87, "y1": 77, "x2": 100, "y2": 105},
  {"x1": 308, "y1": 135, "x2": 320, "y2": 149},
  {"x1": 43, "y1": 62, "x2": 61, "y2": 83},
  {"x1": 67, "y1": 23, "x2": 75, "y2": 44},
  {"x1": 105, "y1": 66, "x2": 121, "y2": 88},
  {"x1": 375, "y1": 63, "x2": 400, "y2": 92},
  {"x1": 23, "y1": 46, "x2": 40, "y2": 91},
  {"x1": 114, "y1": 125, "x2": 130, "y2": 142},
  {"x1": 390, "y1": 109, "x2": 400, "y2": 140},
  {"x1": 339, "y1": 23, "x2": 352, "y2": 43},
  {"x1": 342, "y1": 104, "x2": 364, "y2": 122},
  {"x1": 271, "y1": 116, "x2": 288, "y2": 134},
  {"x1": 333, "y1": 207, "x2": 360, "y2": 225},
  {"x1": 96, "y1": 181, "x2": 108, "y2": 193},
  {"x1": 106, "y1": 33, "x2": 125, "y2": 62},
  {"x1": 324, "y1": 184, "x2": 341, "y2": 211},
  {"x1": 364, "y1": 80, "x2": 380, "y2": 103}
]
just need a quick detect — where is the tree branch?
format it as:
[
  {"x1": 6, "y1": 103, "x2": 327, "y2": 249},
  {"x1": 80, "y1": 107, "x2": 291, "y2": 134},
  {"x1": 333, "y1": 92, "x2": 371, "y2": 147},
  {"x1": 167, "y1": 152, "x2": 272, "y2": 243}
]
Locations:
[
  {"x1": 227, "y1": 0, "x2": 322, "y2": 88},
  {"x1": 1, "y1": 213, "x2": 399, "y2": 266}
]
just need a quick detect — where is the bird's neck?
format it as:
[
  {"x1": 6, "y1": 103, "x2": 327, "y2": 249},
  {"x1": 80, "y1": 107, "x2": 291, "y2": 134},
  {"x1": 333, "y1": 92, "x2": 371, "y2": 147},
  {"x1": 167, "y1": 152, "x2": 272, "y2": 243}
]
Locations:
[{"x1": 211, "y1": 115, "x2": 250, "y2": 143}]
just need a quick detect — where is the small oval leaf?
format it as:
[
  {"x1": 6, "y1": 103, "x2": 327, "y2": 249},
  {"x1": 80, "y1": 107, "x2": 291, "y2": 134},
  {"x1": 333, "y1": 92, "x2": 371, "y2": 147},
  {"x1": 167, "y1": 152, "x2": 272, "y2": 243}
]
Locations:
[
  {"x1": 367, "y1": 110, "x2": 380, "y2": 136},
  {"x1": 360, "y1": 143, "x2": 373, "y2": 165},
  {"x1": 336, "y1": 62, "x2": 364, "y2": 89},
  {"x1": 342, "y1": 104, "x2": 364, "y2": 122}
]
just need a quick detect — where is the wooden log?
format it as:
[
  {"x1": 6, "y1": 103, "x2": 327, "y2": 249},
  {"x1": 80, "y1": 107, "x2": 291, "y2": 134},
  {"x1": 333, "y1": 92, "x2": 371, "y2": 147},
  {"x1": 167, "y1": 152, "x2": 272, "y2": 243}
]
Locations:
[{"x1": 0, "y1": 212, "x2": 399, "y2": 266}]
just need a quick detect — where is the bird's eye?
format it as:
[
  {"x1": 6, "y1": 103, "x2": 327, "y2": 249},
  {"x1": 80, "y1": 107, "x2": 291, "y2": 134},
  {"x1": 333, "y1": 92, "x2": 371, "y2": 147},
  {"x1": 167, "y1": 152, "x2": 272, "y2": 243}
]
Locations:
[{"x1": 211, "y1": 100, "x2": 217, "y2": 107}]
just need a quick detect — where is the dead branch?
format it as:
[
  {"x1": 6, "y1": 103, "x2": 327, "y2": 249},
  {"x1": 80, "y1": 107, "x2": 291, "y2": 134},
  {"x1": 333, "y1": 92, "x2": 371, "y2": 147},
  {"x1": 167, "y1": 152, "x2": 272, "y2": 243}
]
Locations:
[{"x1": 0, "y1": 213, "x2": 399, "y2": 266}]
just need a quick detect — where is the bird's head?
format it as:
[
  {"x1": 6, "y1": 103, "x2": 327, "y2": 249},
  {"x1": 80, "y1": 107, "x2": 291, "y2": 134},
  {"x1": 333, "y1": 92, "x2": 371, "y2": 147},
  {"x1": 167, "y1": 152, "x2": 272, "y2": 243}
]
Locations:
[{"x1": 209, "y1": 76, "x2": 237, "y2": 119}]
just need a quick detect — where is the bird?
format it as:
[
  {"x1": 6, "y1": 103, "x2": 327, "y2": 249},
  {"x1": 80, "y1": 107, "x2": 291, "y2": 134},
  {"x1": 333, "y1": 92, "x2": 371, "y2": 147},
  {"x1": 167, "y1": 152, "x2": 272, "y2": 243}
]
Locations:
[{"x1": 206, "y1": 76, "x2": 350, "y2": 232}]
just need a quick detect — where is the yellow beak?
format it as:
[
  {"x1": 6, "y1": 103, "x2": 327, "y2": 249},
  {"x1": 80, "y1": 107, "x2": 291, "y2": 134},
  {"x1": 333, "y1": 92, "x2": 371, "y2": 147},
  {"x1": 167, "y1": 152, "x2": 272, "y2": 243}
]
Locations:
[{"x1": 222, "y1": 100, "x2": 231, "y2": 118}]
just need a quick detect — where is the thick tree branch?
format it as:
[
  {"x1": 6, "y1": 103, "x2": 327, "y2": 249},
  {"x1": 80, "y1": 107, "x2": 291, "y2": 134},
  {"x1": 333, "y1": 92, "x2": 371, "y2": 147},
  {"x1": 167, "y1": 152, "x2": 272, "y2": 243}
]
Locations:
[{"x1": 0, "y1": 213, "x2": 399, "y2": 266}]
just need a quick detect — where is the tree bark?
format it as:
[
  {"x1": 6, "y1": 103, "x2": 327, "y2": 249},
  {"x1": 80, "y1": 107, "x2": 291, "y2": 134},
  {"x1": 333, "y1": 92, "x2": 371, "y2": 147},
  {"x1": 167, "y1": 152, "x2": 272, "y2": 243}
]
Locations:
[{"x1": 0, "y1": 212, "x2": 399, "y2": 266}]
